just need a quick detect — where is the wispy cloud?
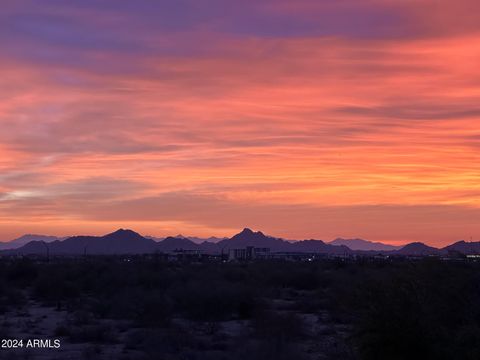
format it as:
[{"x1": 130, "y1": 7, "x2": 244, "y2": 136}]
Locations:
[{"x1": 0, "y1": 0, "x2": 479, "y2": 243}]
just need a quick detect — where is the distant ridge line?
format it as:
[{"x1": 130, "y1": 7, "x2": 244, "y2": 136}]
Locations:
[{"x1": 0, "y1": 228, "x2": 477, "y2": 257}]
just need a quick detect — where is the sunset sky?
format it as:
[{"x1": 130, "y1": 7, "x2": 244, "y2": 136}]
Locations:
[{"x1": 1, "y1": 0, "x2": 479, "y2": 245}]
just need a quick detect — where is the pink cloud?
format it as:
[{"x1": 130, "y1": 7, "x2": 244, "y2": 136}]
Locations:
[{"x1": 0, "y1": 2, "x2": 479, "y2": 244}]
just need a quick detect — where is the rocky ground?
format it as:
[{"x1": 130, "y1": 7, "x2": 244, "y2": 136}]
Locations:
[{"x1": 0, "y1": 296, "x2": 352, "y2": 360}]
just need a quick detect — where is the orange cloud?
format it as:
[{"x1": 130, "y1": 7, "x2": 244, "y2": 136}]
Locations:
[{"x1": 0, "y1": 2, "x2": 479, "y2": 244}]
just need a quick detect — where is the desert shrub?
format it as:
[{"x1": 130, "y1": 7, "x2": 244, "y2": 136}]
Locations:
[
  {"x1": 125, "y1": 327, "x2": 196, "y2": 357},
  {"x1": 68, "y1": 323, "x2": 117, "y2": 344},
  {"x1": 54, "y1": 323, "x2": 70, "y2": 337},
  {"x1": 252, "y1": 310, "x2": 306, "y2": 342},
  {"x1": 171, "y1": 279, "x2": 258, "y2": 322},
  {"x1": 349, "y1": 260, "x2": 480, "y2": 360},
  {"x1": 133, "y1": 290, "x2": 172, "y2": 327}
]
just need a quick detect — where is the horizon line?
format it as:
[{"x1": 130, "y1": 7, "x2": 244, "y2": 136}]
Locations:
[{"x1": 1, "y1": 227, "x2": 473, "y2": 248}]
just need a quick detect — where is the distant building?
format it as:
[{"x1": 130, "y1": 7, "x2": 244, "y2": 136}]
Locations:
[
  {"x1": 271, "y1": 252, "x2": 323, "y2": 261},
  {"x1": 228, "y1": 246, "x2": 270, "y2": 261}
]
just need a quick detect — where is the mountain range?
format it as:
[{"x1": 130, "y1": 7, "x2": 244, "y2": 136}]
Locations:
[
  {"x1": 0, "y1": 228, "x2": 478, "y2": 257},
  {"x1": 328, "y1": 238, "x2": 401, "y2": 251},
  {"x1": 0, "y1": 234, "x2": 66, "y2": 250},
  {"x1": 145, "y1": 234, "x2": 227, "y2": 244}
]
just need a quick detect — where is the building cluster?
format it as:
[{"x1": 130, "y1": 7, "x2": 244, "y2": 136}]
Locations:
[{"x1": 228, "y1": 246, "x2": 270, "y2": 261}]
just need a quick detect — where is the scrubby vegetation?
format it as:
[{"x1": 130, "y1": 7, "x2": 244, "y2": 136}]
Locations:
[{"x1": 0, "y1": 257, "x2": 479, "y2": 359}]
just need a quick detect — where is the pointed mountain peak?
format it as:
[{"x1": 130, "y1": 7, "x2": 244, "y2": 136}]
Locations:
[
  {"x1": 157, "y1": 236, "x2": 199, "y2": 251},
  {"x1": 104, "y1": 229, "x2": 143, "y2": 239},
  {"x1": 243, "y1": 228, "x2": 266, "y2": 236},
  {"x1": 112, "y1": 228, "x2": 130, "y2": 234},
  {"x1": 399, "y1": 242, "x2": 431, "y2": 250},
  {"x1": 396, "y1": 241, "x2": 442, "y2": 256},
  {"x1": 222, "y1": 228, "x2": 285, "y2": 250},
  {"x1": 241, "y1": 228, "x2": 254, "y2": 234},
  {"x1": 232, "y1": 228, "x2": 267, "y2": 240}
]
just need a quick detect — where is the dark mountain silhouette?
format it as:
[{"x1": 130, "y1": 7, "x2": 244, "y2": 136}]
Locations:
[
  {"x1": 170, "y1": 234, "x2": 227, "y2": 244},
  {"x1": 218, "y1": 228, "x2": 351, "y2": 254},
  {"x1": 186, "y1": 236, "x2": 227, "y2": 244},
  {"x1": 395, "y1": 242, "x2": 444, "y2": 256},
  {"x1": 157, "y1": 236, "x2": 200, "y2": 252},
  {"x1": 218, "y1": 228, "x2": 291, "y2": 251},
  {"x1": 4, "y1": 230, "x2": 213, "y2": 255},
  {"x1": 0, "y1": 228, "x2": 400, "y2": 256},
  {"x1": 329, "y1": 238, "x2": 401, "y2": 251},
  {"x1": 4, "y1": 229, "x2": 157, "y2": 255},
  {"x1": 0, "y1": 234, "x2": 64, "y2": 250},
  {"x1": 5, "y1": 240, "x2": 60, "y2": 255},
  {"x1": 443, "y1": 240, "x2": 480, "y2": 255},
  {"x1": 198, "y1": 241, "x2": 222, "y2": 254},
  {"x1": 290, "y1": 239, "x2": 352, "y2": 254},
  {"x1": 63, "y1": 229, "x2": 157, "y2": 254},
  {"x1": 3, "y1": 228, "x2": 473, "y2": 258},
  {"x1": 145, "y1": 235, "x2": 227, "y2": 244}
]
